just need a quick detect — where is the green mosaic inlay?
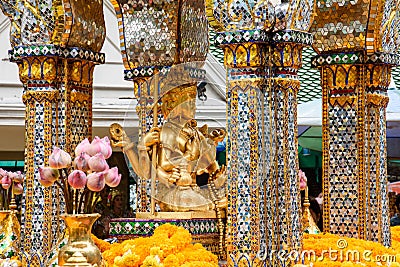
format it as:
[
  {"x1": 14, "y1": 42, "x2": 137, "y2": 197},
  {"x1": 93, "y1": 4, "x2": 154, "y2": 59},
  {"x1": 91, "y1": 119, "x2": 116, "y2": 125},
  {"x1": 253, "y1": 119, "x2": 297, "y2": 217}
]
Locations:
[{"x1": 109, "y1": 219, "x2": 219, "y2": 236}]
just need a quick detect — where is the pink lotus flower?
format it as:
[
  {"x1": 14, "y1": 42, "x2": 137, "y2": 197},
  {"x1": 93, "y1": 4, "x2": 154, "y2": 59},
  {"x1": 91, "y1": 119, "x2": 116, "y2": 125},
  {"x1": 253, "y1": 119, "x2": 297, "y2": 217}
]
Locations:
[
  {"x1": 12, "y1": 183, "x2": 23, "y2": 195},
  {"x1": 7, "y1": 171, "x2": 17, "y2": 180},
  {"x1": 87, "y1": 136, "x2": 112, "y2": 159},
  {"x1": 39, "y1": 167, "x2": 60, "y2": 187},
  {"x1": 104, "y1": 167, "x2": 121, "y2": 187},
  {"x1": 101, "y1": 137, "x2": 112, "y2": 159},
  {"x1": 86, "y1": 172, "x2": 105, "y2": 192},
  {"x1": 299, "y1": 169, "x2": 307, "y2": 190},
  {"x1": 13, "y1": 171, "x2": 24, "y2": 183},
  {"x1": 0, "y1": 168, "x2": 6, "y2": 177},
  {"x1": 73, "y1": 152, "x2": 91, "y2": 172},
  {"x1": 68, "y1": 170, "x2": 87, "y2": 189},
  {"x1": 88, "y1": 153, "x2": 109, "y2": 172},
  {"x1": 1, "y1": 176, "x2": 11, "y2": 189},
  {"x1": 389, "y1": 181, "x2": 400, "y2": 194},
  {"x1": 49, "y1": 147, "x2": 72, "y2": 169},
  {"x1": 75, "y1": 138, "x2": 90, "y2": 156}
]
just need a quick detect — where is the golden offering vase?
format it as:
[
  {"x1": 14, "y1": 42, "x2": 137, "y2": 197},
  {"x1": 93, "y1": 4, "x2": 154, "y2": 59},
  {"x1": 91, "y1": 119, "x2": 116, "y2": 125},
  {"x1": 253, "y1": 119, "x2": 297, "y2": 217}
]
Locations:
[
  {"x1": 58, "y1": 213, "x2": 102, "y2": 267},
  {"x1": 0, "y1": 210, "x2": 20, "y2": 259}
]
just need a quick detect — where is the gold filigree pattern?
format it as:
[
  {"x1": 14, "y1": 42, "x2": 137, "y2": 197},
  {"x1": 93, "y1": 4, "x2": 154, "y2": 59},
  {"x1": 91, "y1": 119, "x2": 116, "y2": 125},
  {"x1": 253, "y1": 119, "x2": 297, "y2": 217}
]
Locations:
[
  {"x1": 272, "y1": 43, "x2": 304, "y2": 71},
  {"x1": 17, "y1": 57, "x2": 60, "y2": 84},
  {"x1": 22, "y1": 91, "x2": 60, "y2": 104},
  {"x1": 223, "y1": 43, "x2": 267, "y2": 68},
  {"x1": 329, "y1": 96, "x2": 357, "y2": 108}
]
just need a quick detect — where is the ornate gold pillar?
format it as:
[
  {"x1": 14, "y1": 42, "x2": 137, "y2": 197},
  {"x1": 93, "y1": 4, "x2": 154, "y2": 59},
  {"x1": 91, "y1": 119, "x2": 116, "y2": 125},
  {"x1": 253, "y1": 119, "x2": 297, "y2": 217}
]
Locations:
[
  {"x1": 207, "y1": 0, "x2": 314, "y2": 265},
  {"x1": 110, "y1": 0, "x2": 208, "y2": 212},
  {"x1": 267, "y1": 34, "x2": 313, "y2": 261},
  {"x1": 220, "y1": 40, "x2": 270, "y2": 262},
  {"x1": 311, "y1": 0, "x2": 400, "y2": 246},
  {"x1": 1, "y1": 0, "x2": 105, "y2": 262}
]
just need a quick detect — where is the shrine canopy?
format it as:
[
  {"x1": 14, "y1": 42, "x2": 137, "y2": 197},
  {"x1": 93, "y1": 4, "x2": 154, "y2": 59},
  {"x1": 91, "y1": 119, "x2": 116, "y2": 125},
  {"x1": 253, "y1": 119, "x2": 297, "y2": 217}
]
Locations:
[{"x1": 298, "y1": 86, "x2": 400, "y2": 158}]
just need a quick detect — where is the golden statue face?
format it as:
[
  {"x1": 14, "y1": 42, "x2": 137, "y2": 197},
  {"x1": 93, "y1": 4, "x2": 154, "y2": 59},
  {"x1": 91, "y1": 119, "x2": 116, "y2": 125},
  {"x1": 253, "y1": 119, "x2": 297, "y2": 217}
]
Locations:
[{"x1": 161, "y1": 86, "x2": 197, "y2": 120}]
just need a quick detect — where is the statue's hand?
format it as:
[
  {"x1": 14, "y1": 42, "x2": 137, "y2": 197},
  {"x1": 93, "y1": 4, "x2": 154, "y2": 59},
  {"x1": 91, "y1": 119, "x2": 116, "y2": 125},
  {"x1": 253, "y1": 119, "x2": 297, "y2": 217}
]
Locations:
[
  {"x1": 168, "y1": 167, "x2": 180, "y2": 184},
  {"x1": 210, "y1": 129, "x2": 226, "y2": 143},
  {"x1": 143, "y1": 127, "x2": 160, "y2": 147},
  {"x1": 216, "y1": 197, "x2": 228, "y2": 209},
  {"x1": 110, "y1": 139, "x2": 129, "y2": 148},
  {"x1": 213, "y1": 165, "x2": 227, "y2": 189},
  {"x1": 109, "y1": 123, "x2": 132, "y2": 149}
]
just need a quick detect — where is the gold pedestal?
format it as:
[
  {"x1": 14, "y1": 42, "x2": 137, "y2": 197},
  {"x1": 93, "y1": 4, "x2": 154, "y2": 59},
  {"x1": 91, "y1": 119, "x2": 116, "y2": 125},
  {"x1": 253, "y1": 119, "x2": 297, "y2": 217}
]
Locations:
[{"x1": 135, "y1": 211, "x2": 222, "y2": 219}]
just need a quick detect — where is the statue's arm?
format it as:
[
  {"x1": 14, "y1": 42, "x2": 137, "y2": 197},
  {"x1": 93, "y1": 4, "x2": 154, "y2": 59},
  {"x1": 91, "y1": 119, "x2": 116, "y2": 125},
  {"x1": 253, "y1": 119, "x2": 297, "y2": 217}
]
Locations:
[{"x1": 109, "y1": 123, "x2": 148, "y2": 179}]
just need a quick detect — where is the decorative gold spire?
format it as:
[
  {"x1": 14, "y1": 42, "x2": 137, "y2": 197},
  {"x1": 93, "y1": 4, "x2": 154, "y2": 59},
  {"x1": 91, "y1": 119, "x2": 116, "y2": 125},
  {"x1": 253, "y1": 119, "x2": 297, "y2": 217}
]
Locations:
[{"x1": 302, "y1": 186, "x2": 321, "y2": 234}]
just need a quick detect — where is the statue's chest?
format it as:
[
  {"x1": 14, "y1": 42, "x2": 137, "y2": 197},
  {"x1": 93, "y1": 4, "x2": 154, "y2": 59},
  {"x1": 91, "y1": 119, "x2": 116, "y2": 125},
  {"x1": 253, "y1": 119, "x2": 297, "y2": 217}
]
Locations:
[{"x1": 159, "y1": 125, "x2": 188, "y2": 154}]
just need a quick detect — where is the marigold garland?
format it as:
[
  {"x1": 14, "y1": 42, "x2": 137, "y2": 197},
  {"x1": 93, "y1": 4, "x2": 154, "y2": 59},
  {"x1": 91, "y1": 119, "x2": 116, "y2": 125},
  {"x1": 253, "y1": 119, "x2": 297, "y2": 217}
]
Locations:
[
  {"x1": 97, "y1": 225, "x2": 400, "y2": 267},
  {"x1": 92, "y1": 234, "x2": 111, "y2": 252},
  {"x1": 101, "y1": 224, "x2": 218, "y2": 267},
  {"x1": 301, "y1": 227, "x2": 400, "y2": 267}
]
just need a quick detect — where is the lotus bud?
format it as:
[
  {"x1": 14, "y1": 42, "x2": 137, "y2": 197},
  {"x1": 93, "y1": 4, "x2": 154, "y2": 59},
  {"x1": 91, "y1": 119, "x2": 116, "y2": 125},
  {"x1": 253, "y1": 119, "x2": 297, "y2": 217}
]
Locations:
[
  {"x1": 1, "y1": 176, "x2": 11, "y2": 189},
  {"x1": 86, "y1": 172, "x2": 105, "y2": 192},
  {"x1": 86, "y1": 136, "x2": 105, "y2": 156},
  {"x1": 73, "y1": 152, "x2": 91, "y2": 172},
  {"x1": 38, "y1": 167, "x2": 59, "y2": 187},
  {"x1": 39, "y1": 178, "x2": 53, "y2": 187},
  {"x1": 101, "y1": 136, "x2": 113, "y2": 159},
  {"x1": 88, "y1": 153, "x2": 109, "y2": 172},
  {"x1": 7, "y1": 171, "x2": 17, "y2": 179},
  {"x1": 75, "y1": 138, "x2": 90, "y2": 156},
  {"x1": 68, "y1": 170, "x2": 87, "y2": 189},
  {"x1": 104, "y1": 167, "x2": 121, "y2": 187},
  {"x1": 12, "y1": 183, "x2": 23, "y2": 195},
  {"x1": 49, "y1": 147, "x2": 72, "y2": 169},
  {"x1": 299, "y1": 170, "x2": 307, "y2": 191},
  {"x1": 13, "y1": 171, "x2": 24, "y2": 183}
]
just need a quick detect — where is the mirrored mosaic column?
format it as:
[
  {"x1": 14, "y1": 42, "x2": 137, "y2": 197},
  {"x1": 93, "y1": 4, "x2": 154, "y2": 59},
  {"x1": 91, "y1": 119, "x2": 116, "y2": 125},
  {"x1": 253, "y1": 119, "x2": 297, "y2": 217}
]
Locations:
[
  {"x1": 15, "y1": 54, "x2": 64, "y2": 259},
  {"x1": 9, "y1": 47, "x2": 105, "y2": 261},
  {"x1": 312, "y1": 55, "x2": 397, "y2": 246},
  {"x1": 207, "y1": 0, "x2": 315, "y2": 265},
  {"x1": 110, "y1": 0, "x2": 209, "y2": 212},
  {"x1": 266, "y1": 31, "x2": 314, "y2": 262},
  {"x1": 215, "y1": 33, "x2": 270, "y2": 264},
  {"x1": 1, "y1": 0, "x2": 106, "y2": 261},
  {"x1": 310, "y1": 0, "x2": 400, "y2": 246}
]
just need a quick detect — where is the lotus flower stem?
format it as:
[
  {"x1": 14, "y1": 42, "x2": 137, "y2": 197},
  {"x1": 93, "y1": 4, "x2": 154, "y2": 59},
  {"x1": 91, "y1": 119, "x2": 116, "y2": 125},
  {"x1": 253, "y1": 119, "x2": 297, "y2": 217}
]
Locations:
[
  {"x1": 55, "y1": 179, "x2": 71, "y2": 213},
  {"x1": 74, "y1": 189, "x2": 79, "y2": 215},
  {"x1": 78, "y1": 188, "x2": 89, "y2": 213},
  {"x1": 5, "y1": 189, "x2": 9, "y2": 210}
]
